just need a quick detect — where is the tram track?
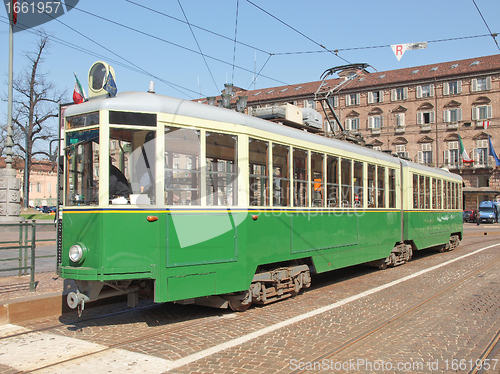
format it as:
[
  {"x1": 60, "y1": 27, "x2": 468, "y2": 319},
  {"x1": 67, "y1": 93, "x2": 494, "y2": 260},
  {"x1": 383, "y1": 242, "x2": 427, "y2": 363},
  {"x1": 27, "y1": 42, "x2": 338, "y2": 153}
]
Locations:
[
  {"x1": 3, "y1": 236, "x2": 499, "y2": 373},
  {"x1": 290, "y1": 244, "x2": 500, "y2": 374}
]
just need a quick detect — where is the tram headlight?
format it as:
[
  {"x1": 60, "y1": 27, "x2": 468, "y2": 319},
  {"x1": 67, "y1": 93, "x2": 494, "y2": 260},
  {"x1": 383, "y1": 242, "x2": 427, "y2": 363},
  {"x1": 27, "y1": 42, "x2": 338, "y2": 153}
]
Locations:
[{"x1": 69, "y1": 243, "x2": 87, "y2": 264}]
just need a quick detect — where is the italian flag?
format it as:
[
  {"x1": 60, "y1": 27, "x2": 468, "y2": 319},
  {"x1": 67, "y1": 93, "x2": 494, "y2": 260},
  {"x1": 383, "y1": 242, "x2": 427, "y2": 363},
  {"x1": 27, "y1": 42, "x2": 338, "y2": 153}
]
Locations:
[
  {"x1": 73, "y1": 73, "x2": 86, "y2": 104},
  {"x1": 459, "y1": 134, "x2": 472, "y2": 163}
]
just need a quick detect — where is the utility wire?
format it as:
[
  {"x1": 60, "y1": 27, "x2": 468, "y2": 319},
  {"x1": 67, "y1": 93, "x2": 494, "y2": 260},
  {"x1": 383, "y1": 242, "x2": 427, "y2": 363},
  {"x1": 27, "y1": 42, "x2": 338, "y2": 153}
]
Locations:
[
  {"x1": 245, "y1": 0, "x2": 350, "y2": 64},
  {"x1": 471, "y1": 0, "x2": 500, "y2": 52},
  {"x1": 124, "y1": 0, "x2": 272, "y2": 56},
  {"x1": 247, "y1": 54, "x2": 272, "y2": 91},
  {"x1": 231, "y1": 0, "x2": 240, "y2": 84},
  {"x1": 273, "y1": 33, "x2": 495, "y2": 55},
  {"x1": 177, "y1": 0, "x2": 219, "y2": 92},
  {"x1": 70, "y1": 7, "x2": 288, "y2": 86},
  {"x1": 42, "y1": 13, "x2": 199, "y2": 98}
]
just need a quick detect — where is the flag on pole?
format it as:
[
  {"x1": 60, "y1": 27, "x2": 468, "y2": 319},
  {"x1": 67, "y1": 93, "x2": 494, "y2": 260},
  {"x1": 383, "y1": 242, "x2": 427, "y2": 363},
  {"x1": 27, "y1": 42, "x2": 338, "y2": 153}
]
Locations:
[
  {"x1": 488, "y1": 135, "x2": 500, "y2": 167},
  {"x1": 73, "y1": 73, "x2": 86, "y2": 104},
  {"x1": 104, "y1": 71, "x2": 117, "y2": 97},
  {"x1": 483, "y1": 120, "x2": 490, "y2": 129},
  {"x1": 458, "y1": 134, "x2": 473, "y2": 163},
  {"x1": 12, "y1": 0, "x2": 18, "y2": 25}
]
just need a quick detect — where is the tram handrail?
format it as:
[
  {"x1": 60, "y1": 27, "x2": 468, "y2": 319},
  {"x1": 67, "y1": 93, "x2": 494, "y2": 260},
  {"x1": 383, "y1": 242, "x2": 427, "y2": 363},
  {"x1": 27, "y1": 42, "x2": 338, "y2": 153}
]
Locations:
[{"x1": 0, "y1": 220, "x2": 56, "y2": 292}]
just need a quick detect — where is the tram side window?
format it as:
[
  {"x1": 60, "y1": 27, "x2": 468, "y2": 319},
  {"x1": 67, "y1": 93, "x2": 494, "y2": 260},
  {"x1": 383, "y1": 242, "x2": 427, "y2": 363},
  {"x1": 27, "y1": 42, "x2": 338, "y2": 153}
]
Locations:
[
  {"x1": 419, "y1": 175, "x2": 425, "y2": 209},
  {"x1": 272, "y1": 143, "x2": 290, "y2": 207},
  {"x1": 354, "y1": 161, "x2": 363, "y2": 207},
  {"x1": 110, "y1": 128, "x2": 155, "y2": 205},
  {"x1": 341, "y1": 158, "x2": 352, "y2": 207},
  {"x1": 311, "y1": 152, "x2": 324, "y2": 207},
  {"x1": 377, "y1": 166, "x2": 385, "y2": 208},
  {"x1": 66, "y1": 129, "x2": 99, "y2": 206},
  {"x1": 249, "y1": 138, "x2": 269, "y2": 206},
  {"x1": 326, "y1": 155, "x2": 339, "y2": 207},
  {"x1": 425, "y1": 177, "x2": 430, "y2": 209},
  {"x1": 437, "y1": 179, "x2": 442, "y2": 209},
  {"x1": 459, "y1": 184, "x2": 463, "y2": 209},
  {"x1": 388, "y1": 168, "x2": 396, "y2": 208},
  {"x1": 368, "y1": 164, "x2": 376, "y2": 208},
  {"x1": 206, "y1": 132, "x2": 238, "y2": 206},
  {"x1": 165, "y1": 127, "x2": 201, "y2": 205},
  {"x1": 431, "y1": 178, "x2": 437, "y2": 209},
  {"x1": 452, "y1": 183, "x2": 457, "y2": 209},
  {"x1": 413, "y1": 174, "x2": 419, "y2": 209},
  {"x1": 446, "y1": 181, "x2": 451, "y2": 209},
  {"x1": 293, "y1": 148, "x2": 308, "y2": 207}
]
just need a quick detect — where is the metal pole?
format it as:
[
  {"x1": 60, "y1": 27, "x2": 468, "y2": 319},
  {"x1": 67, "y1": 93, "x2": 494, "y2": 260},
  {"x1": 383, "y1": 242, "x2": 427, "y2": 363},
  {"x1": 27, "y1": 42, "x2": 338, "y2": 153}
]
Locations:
[
  {"x1": 30, "y1": 220, "x2": 36, "y2": 292},
  {"x1": 24, "y1": 130, "x2": 29, "y2": 207},
  {"x1": 5, "y1": 0, "x2": 14, "y2": 170}
]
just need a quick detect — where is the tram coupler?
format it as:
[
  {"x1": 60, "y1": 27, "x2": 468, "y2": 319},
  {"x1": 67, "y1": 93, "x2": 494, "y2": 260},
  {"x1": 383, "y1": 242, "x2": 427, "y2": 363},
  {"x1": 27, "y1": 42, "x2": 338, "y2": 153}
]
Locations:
[{"x1": 67, "y1": 291, "x2": 90, "y2": 317}]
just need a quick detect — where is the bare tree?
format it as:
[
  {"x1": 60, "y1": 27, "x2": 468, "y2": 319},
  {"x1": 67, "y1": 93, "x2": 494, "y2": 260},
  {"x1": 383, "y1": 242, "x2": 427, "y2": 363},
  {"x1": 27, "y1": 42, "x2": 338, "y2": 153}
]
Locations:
[{"x1": 7, "y1": 32, "x2": 65, "y2": 204}]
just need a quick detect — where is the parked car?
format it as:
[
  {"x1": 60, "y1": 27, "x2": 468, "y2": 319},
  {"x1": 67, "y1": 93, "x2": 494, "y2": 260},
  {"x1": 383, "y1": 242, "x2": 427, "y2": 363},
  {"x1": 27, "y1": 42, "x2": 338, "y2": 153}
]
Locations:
[
  {"x1": 463, "y1": 209, "x2": 477, "y2": 223},
  {"x1": 478, "y1": 201, "x2": 499, "y2": 223}
]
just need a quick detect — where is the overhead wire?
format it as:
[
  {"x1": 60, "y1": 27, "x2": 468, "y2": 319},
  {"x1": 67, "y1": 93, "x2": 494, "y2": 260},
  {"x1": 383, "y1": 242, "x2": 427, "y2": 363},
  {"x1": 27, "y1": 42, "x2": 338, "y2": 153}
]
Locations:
[
  {"x1": 176, "y1": 0, "x2": 219, "y2": 92},
  {"x1": 69, "y1": 6, "x2": 288, "y2": 86},
  {"x1": 272, "y1": 33, "x2": 496, "y2": 56},
  {"x1": 245, "y1": 0, "x2": 350, "y2": 64},
  {"x1": 231, "y1": 0, "x2": 239, "y2": 84},
  {"x1": 39, "y1": 13, "x2": 200, "y2": 98},
  {"x1": 471, "y1": 0, "x2": 500, "y2": 52},
  {"x1": 124, "y1": 0, "x2": 272, "y2": 56}
]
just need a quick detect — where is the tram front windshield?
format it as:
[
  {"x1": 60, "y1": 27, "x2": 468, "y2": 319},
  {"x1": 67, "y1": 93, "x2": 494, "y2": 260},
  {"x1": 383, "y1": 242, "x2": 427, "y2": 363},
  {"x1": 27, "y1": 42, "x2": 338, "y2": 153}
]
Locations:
[{"x1": 65, "y1": 129, "x2": 99, "y2": 206}]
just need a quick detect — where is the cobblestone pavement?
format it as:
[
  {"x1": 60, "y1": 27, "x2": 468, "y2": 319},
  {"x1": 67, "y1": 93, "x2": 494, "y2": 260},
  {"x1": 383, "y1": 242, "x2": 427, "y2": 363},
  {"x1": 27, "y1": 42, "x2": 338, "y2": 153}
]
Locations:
[{"x1": 0, "y1": 225, "x2": 499, "y2": 373}]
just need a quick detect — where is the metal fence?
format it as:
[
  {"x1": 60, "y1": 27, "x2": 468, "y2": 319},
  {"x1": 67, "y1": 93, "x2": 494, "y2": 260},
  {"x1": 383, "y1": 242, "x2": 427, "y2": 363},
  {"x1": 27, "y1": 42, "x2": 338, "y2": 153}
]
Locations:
[{"x1": 0, "y1": 220, "x2": 56, "y2": 291}]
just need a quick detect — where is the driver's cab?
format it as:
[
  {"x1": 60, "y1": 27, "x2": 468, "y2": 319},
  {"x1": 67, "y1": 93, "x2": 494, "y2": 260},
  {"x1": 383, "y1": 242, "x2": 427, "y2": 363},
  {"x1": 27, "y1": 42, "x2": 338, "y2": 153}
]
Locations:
[{"x1": 64, "y1": 110, "x2": 157, "y2": 207}]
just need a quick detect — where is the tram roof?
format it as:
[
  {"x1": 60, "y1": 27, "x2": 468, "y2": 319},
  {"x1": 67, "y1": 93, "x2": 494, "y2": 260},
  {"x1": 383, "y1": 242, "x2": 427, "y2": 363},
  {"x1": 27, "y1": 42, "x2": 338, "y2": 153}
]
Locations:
[{"x1": 64, "y1": 91, "x2": 460, "y2": 181}]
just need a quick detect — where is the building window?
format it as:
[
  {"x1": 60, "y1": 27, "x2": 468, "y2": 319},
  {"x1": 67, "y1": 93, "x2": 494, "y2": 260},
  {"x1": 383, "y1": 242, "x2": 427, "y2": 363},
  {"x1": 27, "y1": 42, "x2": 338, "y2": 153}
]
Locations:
[
  {"x1": 304, "y1": 99, "x2": 315, "y2": 109},
  {"x1": 416, "y1": 84, "x2": 434, "y2": 98},
  {"x1": 443, "y1": 108, "x2": 462, "y2": 123},
  {"x1": 395, "y1": 144, "x2": 408, "y2": 158},
  {"x1": 327, "y1": 96, "x2": 338, "y2": 108},
  {"x1": 474, "y1": 139, "x2": 489, "y2": 167},
  {"x1": 417, "y1": 111, "x2": 435, "y2": 125},
  {"x1": 418, "y1": 143, "x2": 433, "y2": 165},
  {"x1": 471, "y1": 77, "x2": 491, "y2": 92},
  {"x1": 47, "y1": 183, "x2": 51, "y2": 194},
  {"x1": 345, "y1": 117, "x2": 360, "y2": 131},
  {"x1": 395, "y1": 113, "x2": 405, "y2": 127},
  {"x1": 345, "y1": 93, "x2": 360, "y2": 106},
  {"x1": 444, "y1": 141, "x2": 459, "y2": 168},
  {"x1": 36, "y1": 183, "x2": 42, "y2": 193},
  {"x1": 368, "y1": 91, "x2": 384, "y2": 104},
  {"x1": 391, "y1": 87, "x2": 408, "y2": 101},
  {"x1": 443, "y1": 81, "x2": 462, "y2": 95},
  {"x1": 472, "y1": 105, "x2": 492, "y2": 121},
  {"x1": 368, "y1": 116, "x2": 383, "y2": 130}
]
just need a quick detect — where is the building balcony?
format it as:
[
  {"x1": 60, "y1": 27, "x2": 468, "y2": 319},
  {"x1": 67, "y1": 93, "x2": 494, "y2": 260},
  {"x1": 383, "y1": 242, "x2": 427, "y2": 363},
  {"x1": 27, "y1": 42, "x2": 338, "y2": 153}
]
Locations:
[
  {"x1": 420, "y1": 125, "x2": 432, "y2": 132},
  {"x1": 446, "y1": 122, "x2": 459, "y2": 129},
  {"x1": 395, "y1": 126, "x2": 405, "y2": 133}
]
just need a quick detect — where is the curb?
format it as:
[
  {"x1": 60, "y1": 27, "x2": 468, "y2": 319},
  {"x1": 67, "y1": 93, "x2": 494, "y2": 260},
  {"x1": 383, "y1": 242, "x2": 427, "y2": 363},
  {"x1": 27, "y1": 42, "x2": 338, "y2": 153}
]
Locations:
[{"x1": 0, "y1": 293, "x2": 70, "y2": 324}]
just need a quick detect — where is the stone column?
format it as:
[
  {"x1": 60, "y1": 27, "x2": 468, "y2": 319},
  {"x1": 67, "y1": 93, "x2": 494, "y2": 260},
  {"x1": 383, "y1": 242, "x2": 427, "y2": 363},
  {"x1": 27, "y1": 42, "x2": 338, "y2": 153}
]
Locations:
[{"x1": 0, "y1": 168, "x2": 22, "y2": 222}]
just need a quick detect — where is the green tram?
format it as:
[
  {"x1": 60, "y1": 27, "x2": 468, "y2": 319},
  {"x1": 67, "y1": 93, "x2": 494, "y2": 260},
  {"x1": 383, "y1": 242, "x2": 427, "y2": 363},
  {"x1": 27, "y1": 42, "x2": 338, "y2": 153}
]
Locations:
[{"x1": 59, "y1": 72, "x2": 463, "y2": 314}]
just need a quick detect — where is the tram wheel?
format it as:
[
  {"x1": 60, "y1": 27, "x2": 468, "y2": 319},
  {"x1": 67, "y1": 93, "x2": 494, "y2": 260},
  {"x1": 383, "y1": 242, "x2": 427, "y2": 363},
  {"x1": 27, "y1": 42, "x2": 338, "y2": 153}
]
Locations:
[
  {"x1": 228, "y1": 290, "x2": 252, "y2": 312},
  {"x1": 378, "y1": 261, "x2": 388, "y2": 270}
]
